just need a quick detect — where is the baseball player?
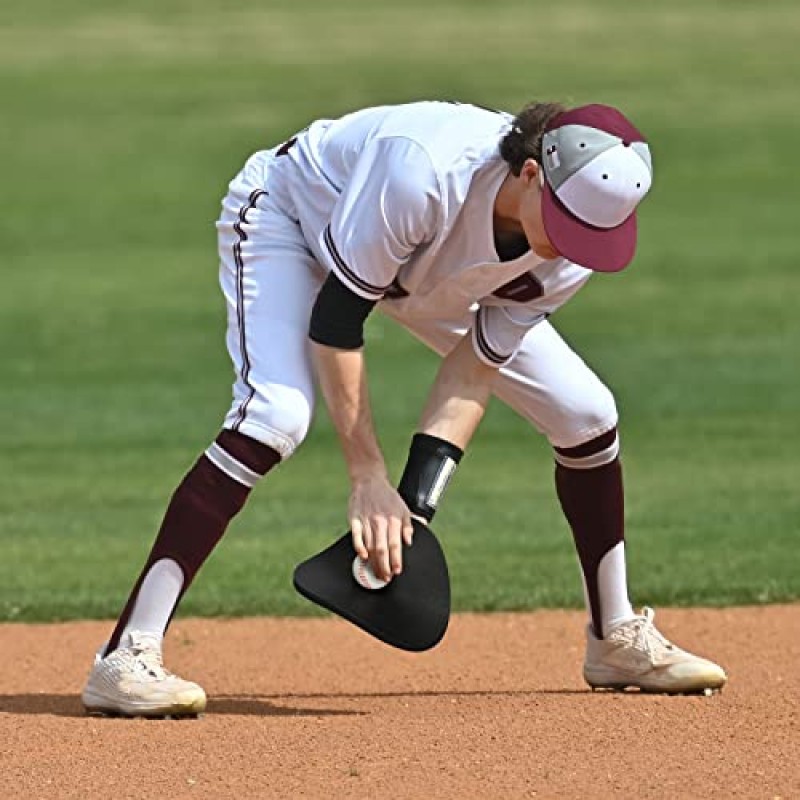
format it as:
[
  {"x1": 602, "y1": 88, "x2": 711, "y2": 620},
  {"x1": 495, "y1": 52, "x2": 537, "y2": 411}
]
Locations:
[{"x1": 82, "y1": 100, "x2": 726, "y2": 717}]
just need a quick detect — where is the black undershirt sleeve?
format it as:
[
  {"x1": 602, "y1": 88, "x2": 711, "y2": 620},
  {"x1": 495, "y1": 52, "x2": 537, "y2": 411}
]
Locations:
[{"x1": 308, "y1": 271, "x2": 379, "y2": 350}]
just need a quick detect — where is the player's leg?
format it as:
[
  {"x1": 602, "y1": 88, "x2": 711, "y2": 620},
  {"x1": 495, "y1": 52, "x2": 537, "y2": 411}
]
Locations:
[
  {"x1": 488, "y1": 321, "x2": 726, "y2": 693},
  {"x1": 487, "y1": 321, "x2": 631, "y2": 640},
  {"x1": 389, "y1": 310, "x2": 725, "y2": 692},
  {"x1": 82, "y1": 153, "x2": 323, "y2": 716}
]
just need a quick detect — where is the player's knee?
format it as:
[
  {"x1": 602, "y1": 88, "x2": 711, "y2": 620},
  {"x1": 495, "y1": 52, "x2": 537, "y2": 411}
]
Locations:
[
  {"x1": 260, "y1": 387, "x2": 314, "y2": 457},
  {"x1": 550, "y1": 382, "x2": 618, "y2": 450},
  {"x1": 229, "y1": 386, "x2": 314, "y2": 460}
]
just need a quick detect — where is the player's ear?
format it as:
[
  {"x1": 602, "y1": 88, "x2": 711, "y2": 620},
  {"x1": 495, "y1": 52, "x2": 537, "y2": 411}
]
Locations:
[{"x1": 520, "y1": 158, "x2": 541, "y2": 185}]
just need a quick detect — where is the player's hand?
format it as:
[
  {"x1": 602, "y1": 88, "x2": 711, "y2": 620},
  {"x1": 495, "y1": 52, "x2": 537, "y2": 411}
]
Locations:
[{"x1": 349, "y1": 474, "x2": 415, "y2": 582}]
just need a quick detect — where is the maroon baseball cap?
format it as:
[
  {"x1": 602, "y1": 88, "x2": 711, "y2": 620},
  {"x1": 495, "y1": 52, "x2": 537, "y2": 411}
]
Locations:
[{"x1": 540, "y1": 104, "x2": 653, "y2": 272}]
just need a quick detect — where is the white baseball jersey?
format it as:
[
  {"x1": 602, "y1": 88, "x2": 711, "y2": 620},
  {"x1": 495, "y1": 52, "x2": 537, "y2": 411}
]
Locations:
[{"x1": 275, "y1": 101, "x2": 592, "y2": 367}]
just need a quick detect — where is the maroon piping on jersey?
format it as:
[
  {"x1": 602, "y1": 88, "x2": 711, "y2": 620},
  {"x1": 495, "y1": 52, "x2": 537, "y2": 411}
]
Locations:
[
  {"x1": 474, "y1": 306, "x2": 512, "y2": 365},
  {"x1": 323, "y1": 224, "x2": 390, "y2": 299},
  {"x1": 230, "y1": 189, "x2": 268, "y2": 432}
]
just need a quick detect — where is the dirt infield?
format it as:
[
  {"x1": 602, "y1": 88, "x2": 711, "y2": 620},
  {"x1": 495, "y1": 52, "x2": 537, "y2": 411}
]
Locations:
[{"x1": 0, "y1": 606, "x2": 796, "y2": 799}]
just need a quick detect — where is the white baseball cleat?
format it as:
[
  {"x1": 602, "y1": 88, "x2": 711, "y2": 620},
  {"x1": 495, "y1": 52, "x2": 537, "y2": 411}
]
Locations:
[
  {"x1": 583, "y1": 607, "x2": 727, "y2": 694},
  {"x1": 82, "y1": 631, "x2": 207, "y2": 717}
]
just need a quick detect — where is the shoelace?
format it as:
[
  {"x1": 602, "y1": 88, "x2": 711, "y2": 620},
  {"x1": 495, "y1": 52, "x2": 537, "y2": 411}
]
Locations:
[
  {"x1": 129, "y1": 641, "x2": 172, "y2": 681},
  {"x1": 630, "y1": 607, "x2": 675, "y2": 660}
]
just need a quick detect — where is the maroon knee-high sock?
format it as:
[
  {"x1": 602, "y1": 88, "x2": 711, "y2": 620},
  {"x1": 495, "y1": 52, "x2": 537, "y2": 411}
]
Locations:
[
  {"x1": 554, "y1": 429, "x2": 624, "y2": 638},
  {"x1": 106, "y1": 430, "x2": 280, "y2": 653}
]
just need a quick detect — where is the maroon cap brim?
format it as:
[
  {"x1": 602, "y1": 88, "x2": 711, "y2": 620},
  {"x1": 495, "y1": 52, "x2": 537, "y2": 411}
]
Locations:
[{"x1": 541, "y1": 181, "x2": 637, "y2": 273}]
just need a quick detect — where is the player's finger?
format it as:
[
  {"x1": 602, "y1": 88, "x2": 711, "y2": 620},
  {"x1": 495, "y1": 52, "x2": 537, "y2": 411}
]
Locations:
[
  {"x1": 370, "y1": 516, "x2": 391, "y2": 582},
  {"x1": 362, "y1": 518, "x2": 374, "y2": 555},
  {"x1": 397, "y1": 508, "x2": 424, "y2": 548},
  {"x1": 350, "y1": 518, "x2": 368, "y2": 560},
  {"x1": 402, "y1": 513, "x2": 416, "y2": 547},
  {"x1": 388, "y1": 515, "x2": 404, "y2": 575}
]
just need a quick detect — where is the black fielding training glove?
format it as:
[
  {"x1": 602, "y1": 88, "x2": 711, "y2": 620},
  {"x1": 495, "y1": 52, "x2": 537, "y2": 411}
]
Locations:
[{"x1": 397, "y1": 433, "x2": 464, "y2": 523}]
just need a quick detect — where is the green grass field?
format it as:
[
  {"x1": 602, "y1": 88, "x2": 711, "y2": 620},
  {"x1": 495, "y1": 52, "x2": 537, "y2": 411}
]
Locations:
[{"x1": 1, "y1": 0, "x2": 798, "y2": 622}]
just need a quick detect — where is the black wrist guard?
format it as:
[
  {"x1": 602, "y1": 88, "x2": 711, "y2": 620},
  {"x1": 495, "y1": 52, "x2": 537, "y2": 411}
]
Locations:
[{"x1": 397, "y1": 433, "x2": 464, "y2": 523}]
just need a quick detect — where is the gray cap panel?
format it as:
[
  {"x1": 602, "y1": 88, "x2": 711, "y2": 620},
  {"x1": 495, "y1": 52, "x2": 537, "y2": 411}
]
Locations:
[
  {"x1": 630, "y1": 141, "x2": 652, "y2": 171},
  {"x1": 542, "y1": 124, "x2": 622, "y2": 191}
]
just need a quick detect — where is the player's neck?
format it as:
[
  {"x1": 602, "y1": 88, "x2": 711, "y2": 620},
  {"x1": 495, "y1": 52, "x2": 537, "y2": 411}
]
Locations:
[{"x1": 493, "y1": 172, "x2": 524, "y2": 234}]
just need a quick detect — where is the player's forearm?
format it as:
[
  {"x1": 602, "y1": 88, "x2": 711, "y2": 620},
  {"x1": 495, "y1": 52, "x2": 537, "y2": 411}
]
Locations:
[
  {"x1": 311, "y1": 342, "x2": 387, "y2": 481},
  {"x1": 417, "y1": 333, "x2": 497, "y2": 449}
]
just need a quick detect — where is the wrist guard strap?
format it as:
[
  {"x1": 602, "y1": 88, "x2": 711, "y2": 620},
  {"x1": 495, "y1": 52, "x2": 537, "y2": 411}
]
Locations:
[{"x1": 397, "y1": 433, "x2": 464, "y2": 523}]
